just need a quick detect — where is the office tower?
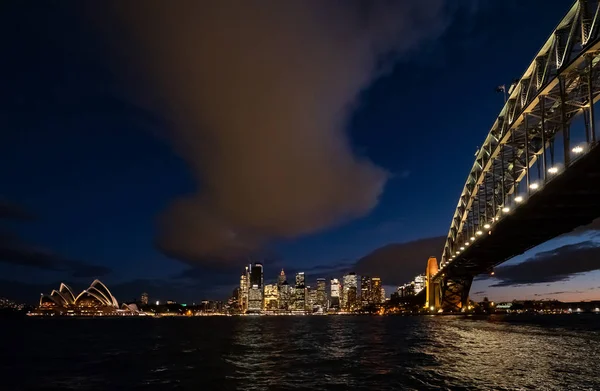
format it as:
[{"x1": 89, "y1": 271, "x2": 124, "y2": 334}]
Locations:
[
  {"x1": 278, "y1": 281, "x2": 291, "y2": 310},
  {"x1": 239, "y1": 266, "x2": 249, "y2": 312},
  {"x1": 251, "y1": 263, "x2": 264, "y2": 288},
  {"x1": 330, "y1": 278, "x2": 340, "y2": 309},
  {"x1": 306, "y1": 287, "x2": 317, "y2": 311},
  {"x1": 316, "y1": 278, "x2": 327, "y2": 308},
  {"x1": 263, "y1": 284, "x2": 279, "y2": 310},
  {"x1": 294, "y1": 286, "x2": 306, "y2": 311},
  {"x1": 380, "y1": 287, "x2": 386, "y2": 302},
  {"x1": 247, "y1": 263, "x2": 263, "y2": 313},
  {"x1": 342, "y1": 273, "x2": 358, "y2": 310},
  {"x1": 248, "y1": 286, "x2": 263, "y2": 313},
  {"x1": 361, "y1": 275, "x2": 371, "y2": 306},
  {"x1": 277, "y1": 269, "x2": 286, "y2": 287},
  {"x1": 371, "y1": 277, "x2": 382, "y2": 304},
  {"x1": 295, "y1": 272, "x2": 305, "y2": 288},
  {"x1": 140, "y1": 292, "x2": 149, "y2": 305}
]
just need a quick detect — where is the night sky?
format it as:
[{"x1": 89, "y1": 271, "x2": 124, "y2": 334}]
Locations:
[{"x1": 2, "y1": 0, "x2": 599, "y2": 304}]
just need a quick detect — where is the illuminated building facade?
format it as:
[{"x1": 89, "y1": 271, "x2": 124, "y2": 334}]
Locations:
[
  {"x1": 239, "y1": 266, "x2": 249, "y2": 312},
  {"x1": 263, "y1": 284, "x2": 278, "y2": 310},
  {"x1": 294, "y1": 272, "x2": 306, "y2": 311},
  {"x1": 361, "y1": 275, "x2": 371, "y2": 306},
  {"x1": 330, "y1": 278, "x2": 340, "y2": 309},
  {"x1": 278, "y1": 281, "x2": 292, "y2": 310},
  {"x1": 277, "y1": 269, "x2": 286, "y2": 287},
  {"x1": 342, "y1": 273, "x2": 358, "y2": 310},
  {"x1": 371, "y1": 277, "x2": 382, "y2": 304},
  {"x1": 247, "y1": 262, "x2": 264, "y2": 313},
  {"x1": 316, "y1": 278, "x2": 327, "y2": 309}
]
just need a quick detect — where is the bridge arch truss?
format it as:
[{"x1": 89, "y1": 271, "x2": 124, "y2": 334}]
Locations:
[{"x1": 442, "y1": 0, "x2": 600, "y2": 269}]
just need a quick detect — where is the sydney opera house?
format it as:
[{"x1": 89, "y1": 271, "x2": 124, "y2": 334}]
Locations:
[{"x1": 35, "y1": 279, "x2": 133, "y2": 316}]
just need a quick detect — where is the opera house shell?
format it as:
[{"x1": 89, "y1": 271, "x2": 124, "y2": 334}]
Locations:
[{"x1": 37, "y1": 279, "x2": 121, "y2": 316}]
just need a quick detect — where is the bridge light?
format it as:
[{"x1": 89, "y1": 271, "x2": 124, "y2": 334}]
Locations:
[
  {"x1": 515, "y1": 196, "x2": 523, "y2": 203},
  {"x1": 456, "y1": 251, "x2": 460, "y2": 255},
  {"x1": 502, "y1": 206, "x2": 510, "y2": 213},
  {"x1": 483, "y1": 223, "x2": 491, "y2": 229},
  {"x1": 470, "y1": 236, "x2": 475, "y2": 241},
  {"x1": 529, "y1": 182, "x2": 539, "y2": 190},
  {"x1": 548, "y1": 166, "x2": 559, "y2": 174},
  {"x1": 430, "y1": 306, "x2": 435, "y2": 311},
  {"x1": 476, "y1": 230, "x2": 483, "y2": 236},
  {"x1": 572, "y1": 145, "x2": 584, "y2": 154},
  {"x1": 460, "y1": 246, "x2": 465, "y2": 250}
]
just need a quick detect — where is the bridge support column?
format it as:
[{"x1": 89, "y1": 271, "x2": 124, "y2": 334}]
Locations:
[
  {"x1": 440, "y1": 276, "x2": 473, "y2": 312},
  {"x1": 425, "y1": 257, "x2": 441, "y2": 311}
]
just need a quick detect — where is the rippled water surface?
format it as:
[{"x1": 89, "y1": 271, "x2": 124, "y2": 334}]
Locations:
[{"x1": 1, "y1": 315, "x2": 599, "y2": 390}]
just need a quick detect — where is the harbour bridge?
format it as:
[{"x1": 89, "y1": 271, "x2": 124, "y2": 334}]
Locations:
[{"x1": 419, "y1": 0, "x2": 600, "y2": 312}]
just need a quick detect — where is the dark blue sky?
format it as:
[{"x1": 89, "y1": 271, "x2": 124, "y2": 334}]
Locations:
[{"x1": 2, "y1": 0, "x2": 598, "y2": 303}]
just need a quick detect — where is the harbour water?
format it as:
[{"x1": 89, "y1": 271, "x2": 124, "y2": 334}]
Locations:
[{"x1": 1, "y1": 315, "x2": 599, "y2": 390}]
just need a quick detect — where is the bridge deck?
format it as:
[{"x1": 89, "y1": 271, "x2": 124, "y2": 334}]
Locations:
[{"x1": 436, "y1": 143, "x2": 600, "y2": 281}]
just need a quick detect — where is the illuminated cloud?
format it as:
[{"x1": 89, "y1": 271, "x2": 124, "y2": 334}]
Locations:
[
  {"x1": 489, "y1": 241, "x2": 600, "y2": 287},
  {"x1": 97, "y1": 0, "x2": 461, "y2": 266}
]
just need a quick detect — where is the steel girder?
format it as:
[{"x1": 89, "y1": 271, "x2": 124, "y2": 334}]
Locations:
[{"x1": 441, "y1": 0, "x2": 600, "y2": 270}]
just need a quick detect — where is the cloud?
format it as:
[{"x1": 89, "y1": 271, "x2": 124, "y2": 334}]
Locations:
[
  {"x1": 489, "y1": 241, "x2": 600, "y2": 287},
  {"x1": 354, "y1": 236, "x2": 446, "y2": 286},
  {"x1": 0, "y1": 234, "x2": 111, "y2": 278},
  {"x1": 95, "y1": 1, "x2": 465, "y2": 267}
]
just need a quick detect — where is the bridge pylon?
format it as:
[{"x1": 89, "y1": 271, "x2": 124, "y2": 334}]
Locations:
[{"x1": 425, "y1": 257, "x2": 441, "y2": 311}]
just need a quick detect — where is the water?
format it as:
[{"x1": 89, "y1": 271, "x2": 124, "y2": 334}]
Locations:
[{"x1": 1, "y1": 315, "x2": 599, "y2": 390}]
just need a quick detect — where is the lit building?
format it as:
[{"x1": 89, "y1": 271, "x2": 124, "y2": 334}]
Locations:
[
  {"x1": 342, "y1": 273, "x2": 358, "y2": 310},
  {"x1": 247, "y1": 262, "x2": 264, "y2": 313},
  {"x1": 140, "y1": 292, "x2": 149, "y2": 305},
  {"x1": 278, "y1": 281, "x2": 292, "y2": 310},
  {"x1": 251, "y1": 263, "x2": 264, "y2": 288},
  {"x1": 330, "y1": 278, "x2": 340, "y2": 309},
  {"x1": 361, "y1": 275, "x2": 371, "y2": 306},
  {"x1": 306, "y1": 287, "x2": 317, "y2": 311},
  {"x1": 295, "y1": 272, "x2": 305, "y2": 288},
  {"x1": 37, "y1": 280, "x2": 119, "y2": 316},
  {"x1": 413, "y1": 274, "x2": 425, "y2": 294},
  {"x1": 248, "y1": 286, "x2": 263, "y2": 313},
  {"x1": 264, "y1": 284, "x2": 278, "y2": 310},
  {"x1": 371, "y1": 277, "x2": 382, "y2": 304},
  {"x1": 294, "y1": 272, "x2": 306, "y2": 311},
  {"x1": 277, "y1": 269, "x2": 286, "y2": 287},
  {"x1": 294, "y1": 286, "x2": 306, "y2": 311},
  {"x1": 316, "y1": 278, "x2": 327, "y2": 309},
  {"x1": 239, "y1": 266, "x2": 249, "y2": 312}
]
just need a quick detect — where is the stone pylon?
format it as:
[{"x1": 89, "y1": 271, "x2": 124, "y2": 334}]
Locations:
[{"x1": 425, "y1": 256, "x2": 441, "y2": 310}]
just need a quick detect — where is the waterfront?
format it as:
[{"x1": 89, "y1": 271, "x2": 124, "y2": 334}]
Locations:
[{"x1": 1, "y1": 315, "x2": 598, "y2": 390}]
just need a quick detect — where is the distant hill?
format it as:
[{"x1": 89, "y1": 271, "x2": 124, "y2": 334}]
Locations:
[{"x1": 354, "y1": 236, "x2": 445, "y2": 286}]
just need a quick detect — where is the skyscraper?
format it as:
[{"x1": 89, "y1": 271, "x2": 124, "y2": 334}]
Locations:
[
  {"x1": 140, "y1": 292, "x2": 148, "y2": 305},
  {"x1": 263, "y1": 284, "x2": 278, "y2": 310},
  {"x1": 316, "y1": 278, "x2": 327, "y2": 309},
  {"x1": 251, "y1": 263, "x2": 264, "y2": 288},
  {"x1": 371, "y1": 277, "x2": 382, "y2": 304},
  {"x1": 278, "y1": 281, "x2": 292, "y2": 310},
  {"x1": 361, "y1": 275, "x2": 371, "y2": 306},
  {"x1": 277, "y1": 269, "x2": 286, "y2": 287},
  {"x1": 330, "y1": 278, "x2": 340, "y2": 309},
  {"x1": 295, "y1": 272, "x2": 305, "y2": 288},
  {"x1": 239, "y1": 266, "x2": 249, "y2": 312},
  {"x1": 248, "y1": 263, "x2": 263, "y2": 312},
  {"x1": 342, "y1": 273, "x2": 358, "y2": 310}
]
